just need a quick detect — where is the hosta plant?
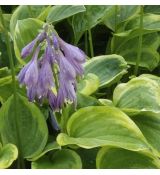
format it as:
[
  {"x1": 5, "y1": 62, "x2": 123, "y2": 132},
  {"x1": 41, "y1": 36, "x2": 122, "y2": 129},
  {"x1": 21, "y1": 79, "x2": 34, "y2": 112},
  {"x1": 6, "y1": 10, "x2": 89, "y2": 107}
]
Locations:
[{"x1": 0, "y1": 5, "x2": 160, "y2": 169}]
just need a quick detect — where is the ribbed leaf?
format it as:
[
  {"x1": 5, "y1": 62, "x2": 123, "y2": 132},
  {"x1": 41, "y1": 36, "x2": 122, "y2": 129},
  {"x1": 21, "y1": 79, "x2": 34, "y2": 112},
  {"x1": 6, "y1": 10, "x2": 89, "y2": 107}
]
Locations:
[
  {"x1": 47, "y1": 5, "x2": 85, "y2": 24},
  {"x1": 32, "y1": 149, "x2": 82, "y2": 169},
  {"x1": 96, "y1": 147, "x2": 160, "y2": 169},
  {"x1": 57, "y1": 106, "x2": 149, "y2": 151},
  {"x1": 84, "y1": 55, "x2": 128, "y2": 88},
  {"x1": 113, "y1": 77, "x2": 160, "y2": 114},
  {"x1": 0, "y1": 94, "x2": 48, "y2": 159},
  {"x1": 112, "y1": 30, "x2": 160, "y2": 71}
]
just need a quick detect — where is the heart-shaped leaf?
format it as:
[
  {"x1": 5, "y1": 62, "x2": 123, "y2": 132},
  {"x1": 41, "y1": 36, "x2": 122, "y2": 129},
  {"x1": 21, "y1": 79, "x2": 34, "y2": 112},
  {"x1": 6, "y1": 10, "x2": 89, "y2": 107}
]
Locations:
[
  {"x1": 102, "y1": 5, "x2": 140, "y2": 31},
  {"x1": 47, "y1": 5, "x2": 85, "y2": 24},
  {"x1": 32, "y1": 149, "x2": 82, "y2": 169},
  {"x1": 113, "y1": 77, "x2": 160, "y2": 114},
  {"x1": 57, "y1": 106, "x2": 149, "y2": 151},
  {"x1": 132, "y1": 111, "x2": 160, "y2": 156},
  {"x1": 96, "y1": 147, "x2": 160, "y2": 169},
  {"x1": 112, "y1": 30, "x2": 160, "y2": 71},
  {"x1": 84, "y1": 54, "x2": 128, "y2": 88},
  {"x1": 0, "y1": 144, "x2": 18, "y2": 169},
  {"x1": 124, "y1": 13, "x2": 160, "y2": 31},
  {"x1": 0, "y1": 94, "x2": 48, "y2": 159}
]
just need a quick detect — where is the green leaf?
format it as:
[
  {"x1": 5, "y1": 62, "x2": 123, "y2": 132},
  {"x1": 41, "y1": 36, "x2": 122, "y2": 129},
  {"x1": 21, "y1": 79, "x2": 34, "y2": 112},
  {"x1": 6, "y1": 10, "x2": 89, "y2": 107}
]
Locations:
[
  {"x1": 47, "y1": 5, "x2": 85, "y2": 24},
  {"x1": 32, "y1": 149, "x2": 82, "y2": 169},
  {"x1": 112, "y1": 30, "x2": 160, "y2": 71},
  {"x1": 0, "y1": 143, "x2": 18, "y2": 169},
  {"x1": 124, "y1": 13, "x2": 160, "y2": 31},
  {"x1": 77, "y1": 93, "x2": 101, "y2": 109},
  {"x1": 132, "y1": 111, "x2": 160, "y2": 156},
  {"x1": 102, "y1": 5, "x2": 140, "y2": 31},
  {"x1": 84, "y1": 54, "x2": 128, "y2": 88},
  {"x1": 0, "y1": 75, "x2": 26, "y2": 103},
  {"x1": 0, "y1": 14, "x2": 11, "y2": 33},
  {"x1": 10, "y1": 5, "x2": 49, "y2": 37},
  {"x1": 0, "y1": 76, "x2": 12, "y2": 103},
  {"x1": 98, "y1": 99, "x2": 114, "y2": 106},
  {"x1": 113, "y1": 77, "x2": 160, "y2": 114},
  {"x1": 0, "y1": 67, "x2": 10, "y2": 78},
  {"x1": 77, "y1": 148, "x2": 98, "y2": 169},
  {"x1": 28, "y1": 142, "x2": 61, "y2": 161},
  {"x1": 96, "y1": 147, "x2": 160, "y2": 169},
  {"x1": 72, "y1": 5, "x2": 112, "y2": 43},
  {"x1": 77, "y1": 73, "x2": 99, "y2": 95},
  {"x1": 0, "y1": 94, "x2": 48, "y2": 159},
  {"x1": 139, "y1": 74, "x2": 160, "y2": 86},
  {"x1": 57, "y1": 106, "x2": 149, "y2": 151},
  {"x1": 14, "y1": 18, "x2": 44, "y2": 65},
  {"x1": 144, "y1": 5, "x2": 160, "y2": 14}
]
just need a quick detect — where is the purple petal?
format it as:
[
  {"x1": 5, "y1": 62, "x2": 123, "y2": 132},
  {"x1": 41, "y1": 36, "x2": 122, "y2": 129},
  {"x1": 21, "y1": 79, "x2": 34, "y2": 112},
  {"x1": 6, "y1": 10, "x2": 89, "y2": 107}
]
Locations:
[
  {"x1": 23, "y1": 46, "x2": 40, "y2": 86},
  {"x1": 46, "y1": 36, "x2": 56, "y2": 64},
  {"x1": 21, "y1": 39, "x2": 37, "y2": 59},
  {"x1": 52, "y1": 34, "x2": 59, "y2": 50},
  {"x1": 37, "y1": 31, "x2": 46, "y2": 42},
  {"x1": 56, "y1": 51, "x2": 76, "y2": 79},
  {"x1": 27, "y1": 85, "x2": 37, "y2": 102},
  {"x1": 37, "y1": 57, "x2": 54, "y2": 99},
  {"x1": 59, "y1": 38, "x2": 86, "y2": 63},
  {"x1": 48, "y1": 90, "x2": 57, "y2": 110}
]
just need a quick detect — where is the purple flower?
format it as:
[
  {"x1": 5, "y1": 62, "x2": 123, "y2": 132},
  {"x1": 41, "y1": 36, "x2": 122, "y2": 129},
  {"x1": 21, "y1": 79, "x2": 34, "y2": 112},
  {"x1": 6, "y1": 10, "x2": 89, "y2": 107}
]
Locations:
[
  {"x1": 21, "y1": 39, "x2": 37, "y2": 59},
  {"x1": 21, "y1": 32, "x2": 46, "y2": 59},
  {"x1": 56, "y1": 51, "x2": 76, "y2": 79},
  {"x1": 48, "y1": 90, "x2": 57, "y2": 110},
  {"x1": 46, "y1": 36, "x2": 56, "y2": 64},
  {"x1": 18, "y1": 25, "x2": 86, "y2": 111},
  {"x1": 59, "y1": 38, "x2": 86, "y2": 63},
  {"x1": 27, "y1": 85, "x2": 37, "y2": 102},
  {"x1": 58, "y1": 38, "x2": 86, "y2": 76},
  {"x1": 18, "y1": 46, "x2": 40, "y2": 87},
  {"x1": 52, "y1": 34, "x2": 59, "y2": 50},
  {"x1": 37, "y1": 56, "x2": 54, "y2": 99}
]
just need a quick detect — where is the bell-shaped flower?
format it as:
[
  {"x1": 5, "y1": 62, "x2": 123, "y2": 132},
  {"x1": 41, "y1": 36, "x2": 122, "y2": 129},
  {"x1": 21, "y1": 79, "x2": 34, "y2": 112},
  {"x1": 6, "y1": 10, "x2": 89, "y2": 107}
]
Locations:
[
  {"x1": 21, "y1": 31, "x2": 46, "y2": 58},
  {"x1": 46, "y1": 36, "x2": 56, "y2": 64},
  {"x1": 27, "y1": 85, "x2": 37, "y2": 102},
  {"x1": 56, "y1": 51, "x2": 76, "y2": 79},
  {"x1": 56, "y1": 73, "x2": 76, "y2": 110},
  {"x1": 18, "y1": 46, "x2": 40, "y2": 88},
  {"x1": 58, "y1": 37, "x2": 86, "y2": 63},
  {"x1": 48, "y1": 90, "x2": 57, "y2": 110},
  {"x1": 37, "y1": 56, "x2": 54, "y2": 99},
  {"x1": 58, "y1": 38, "x2": 86, "y2": 76}
]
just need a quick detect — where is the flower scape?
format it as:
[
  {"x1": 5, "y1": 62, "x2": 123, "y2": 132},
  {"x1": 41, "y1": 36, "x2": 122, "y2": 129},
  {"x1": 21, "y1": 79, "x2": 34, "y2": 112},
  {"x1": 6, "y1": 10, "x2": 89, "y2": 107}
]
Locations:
[{"x1": 0, "y1": 5, "x2": 160, "y2": 169}]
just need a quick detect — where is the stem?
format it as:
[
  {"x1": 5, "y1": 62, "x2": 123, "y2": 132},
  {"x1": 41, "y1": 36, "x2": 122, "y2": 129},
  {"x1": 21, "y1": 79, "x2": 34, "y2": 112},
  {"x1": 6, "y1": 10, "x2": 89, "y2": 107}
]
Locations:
[
  {"x1": 84, "y1": 31, "x2": 88, "y2": 55},
  {"x1": 88, "y1": 29, "x2": 94, "y2": 58},
  {"x1": 111, "y1": 5, "x2": 118, "y2": 54},
  {"x1": 134, "y1": 5, "x2": 143, "y2": 76},
  {"x1": 0, "y1": 8, "x2": 25, "y2": 169}
]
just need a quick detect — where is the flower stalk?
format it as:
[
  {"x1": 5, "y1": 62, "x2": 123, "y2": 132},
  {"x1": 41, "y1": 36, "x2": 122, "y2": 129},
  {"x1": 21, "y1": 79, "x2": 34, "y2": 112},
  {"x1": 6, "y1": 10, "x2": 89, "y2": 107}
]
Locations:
[{"x1": 134, "y1": 5, "x2": 144, "y2": 76}]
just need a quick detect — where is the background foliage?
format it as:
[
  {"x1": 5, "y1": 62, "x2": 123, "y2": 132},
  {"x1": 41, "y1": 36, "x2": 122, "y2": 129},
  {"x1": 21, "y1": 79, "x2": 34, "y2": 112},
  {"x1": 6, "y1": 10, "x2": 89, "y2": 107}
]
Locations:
[{"x1": 0, "y1": 5, "x2": 160, "y2": 169}]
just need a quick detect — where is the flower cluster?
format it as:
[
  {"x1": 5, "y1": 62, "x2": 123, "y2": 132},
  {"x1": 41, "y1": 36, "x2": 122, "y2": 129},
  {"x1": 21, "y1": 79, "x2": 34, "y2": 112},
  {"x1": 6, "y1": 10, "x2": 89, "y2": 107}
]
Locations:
[{"x1": 18, "y1": 25, "x2": 86, "y2": 111}]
